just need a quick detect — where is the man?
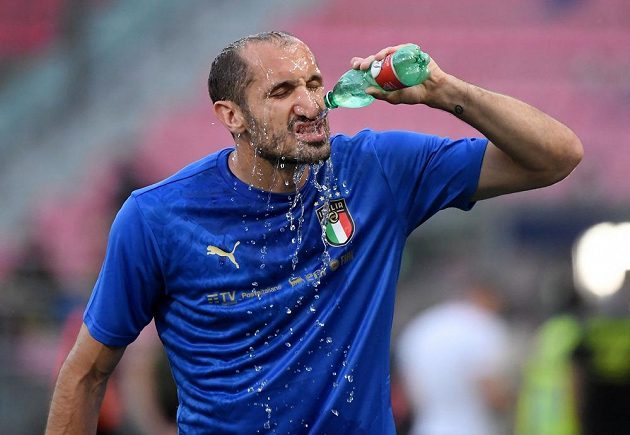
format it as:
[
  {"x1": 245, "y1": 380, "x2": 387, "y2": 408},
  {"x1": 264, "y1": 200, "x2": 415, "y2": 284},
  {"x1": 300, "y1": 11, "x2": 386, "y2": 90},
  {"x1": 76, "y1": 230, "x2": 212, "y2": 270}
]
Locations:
[
  {"x1": 46, "y1": 31, "x2": 582, "y2": 434},
  {"x1": 397, "y1": 281, "x2": 513, "y2": 435}
]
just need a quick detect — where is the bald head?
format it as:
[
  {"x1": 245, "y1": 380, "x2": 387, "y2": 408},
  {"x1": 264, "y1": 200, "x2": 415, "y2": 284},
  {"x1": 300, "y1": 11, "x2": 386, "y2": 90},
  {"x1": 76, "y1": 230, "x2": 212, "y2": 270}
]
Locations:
[{"x1": 207, "y1": 31, "x2": 302, "y2": 107}]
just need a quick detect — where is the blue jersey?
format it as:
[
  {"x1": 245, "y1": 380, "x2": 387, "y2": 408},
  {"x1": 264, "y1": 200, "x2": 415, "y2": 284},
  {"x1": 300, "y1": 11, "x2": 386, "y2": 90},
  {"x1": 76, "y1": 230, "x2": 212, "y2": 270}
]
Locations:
[{"x1": 85, "y1": 129, "x2": 486, "y2": 434}]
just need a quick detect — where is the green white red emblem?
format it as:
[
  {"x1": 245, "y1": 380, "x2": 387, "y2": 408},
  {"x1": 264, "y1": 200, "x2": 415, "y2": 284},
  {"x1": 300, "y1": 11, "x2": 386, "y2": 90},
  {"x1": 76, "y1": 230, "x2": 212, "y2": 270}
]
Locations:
[{"x1": 316, "y1": 198, "x2": 355, "y2": 246}]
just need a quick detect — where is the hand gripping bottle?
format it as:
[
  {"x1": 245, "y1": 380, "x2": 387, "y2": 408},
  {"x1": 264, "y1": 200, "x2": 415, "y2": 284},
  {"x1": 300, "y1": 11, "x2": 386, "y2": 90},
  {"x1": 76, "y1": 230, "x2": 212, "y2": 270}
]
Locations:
[{"x1": 324, "y1": 44, "x2": 430, "y2": 109}]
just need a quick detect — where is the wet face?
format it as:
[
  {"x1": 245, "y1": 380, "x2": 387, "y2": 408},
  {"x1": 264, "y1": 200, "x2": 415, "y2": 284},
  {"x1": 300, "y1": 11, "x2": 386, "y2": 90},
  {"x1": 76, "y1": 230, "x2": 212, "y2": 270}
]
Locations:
[{"x1": 239, "y1": 40, "x2": 330, "y2": 165}]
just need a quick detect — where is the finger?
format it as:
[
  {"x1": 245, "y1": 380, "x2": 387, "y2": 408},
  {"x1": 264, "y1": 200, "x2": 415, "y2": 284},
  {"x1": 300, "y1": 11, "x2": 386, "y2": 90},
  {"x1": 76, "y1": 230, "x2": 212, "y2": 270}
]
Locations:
[
  {"x1": 352, "y1": 43, "x2": 417, "y2": 70},
  {"x1": 373, "y1": 43, "x2": 413, "y2": 61},
  {"x1": 357, "y1": 55, "x2": 376, "y2": 70},
  {"x1": 350, "y1": 57, "x2": 364, "y2": 69},
  {"x1": 366, "y1": 87, "x2": 403, "y2": 104},
  {"x1": 373, "y1": 46, "x2": 396, "y2": 61},
  {"x1": 365, "y1": 87, "x2": 388, "y2": 99}
]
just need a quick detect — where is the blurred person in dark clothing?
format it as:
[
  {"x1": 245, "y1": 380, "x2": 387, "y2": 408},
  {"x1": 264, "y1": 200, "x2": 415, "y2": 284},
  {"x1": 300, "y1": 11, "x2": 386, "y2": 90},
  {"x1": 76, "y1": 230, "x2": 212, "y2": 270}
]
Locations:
[
  {"x1": 516, "y1": 272, "x2": 630, "y2": 435},
  {"x1": 572, "y1": 289, "x2": 630, "y2": 435}
]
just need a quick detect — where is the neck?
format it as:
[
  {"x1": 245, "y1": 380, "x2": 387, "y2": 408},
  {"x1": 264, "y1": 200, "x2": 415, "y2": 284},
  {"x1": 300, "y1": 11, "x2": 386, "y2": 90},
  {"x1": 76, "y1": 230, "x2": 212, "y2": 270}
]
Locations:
[{"x1": 228, "y1": 148, "x2": 309, "y2": 193}]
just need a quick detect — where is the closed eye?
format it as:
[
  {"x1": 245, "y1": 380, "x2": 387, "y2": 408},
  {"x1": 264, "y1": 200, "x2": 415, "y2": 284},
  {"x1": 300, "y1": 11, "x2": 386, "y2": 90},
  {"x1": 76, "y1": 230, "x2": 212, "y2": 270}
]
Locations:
[
  {"x1": 308, "y1": 80, "x2": 322, "y2": 89},
  {"x1": 268, "y1": 84, "x2": 293, "y2": 99}
]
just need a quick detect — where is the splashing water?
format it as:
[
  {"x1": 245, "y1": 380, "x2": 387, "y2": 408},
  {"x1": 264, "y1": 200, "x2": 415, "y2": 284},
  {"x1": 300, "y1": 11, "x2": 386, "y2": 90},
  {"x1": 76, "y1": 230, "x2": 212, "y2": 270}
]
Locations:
[{"x1": 315, "y1": 107, "x2": 330, "y2": 122}]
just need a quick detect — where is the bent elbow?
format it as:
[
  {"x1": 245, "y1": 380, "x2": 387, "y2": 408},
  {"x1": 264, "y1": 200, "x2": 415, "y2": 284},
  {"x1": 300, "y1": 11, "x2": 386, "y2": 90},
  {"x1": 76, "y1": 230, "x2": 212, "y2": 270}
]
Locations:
[
  {"x1": 567, "y1": 133, "x2": 584, "y2": 170},
  {"x1": 560, "y1": 133, "x2": 584, "y2": 178},
  {"x1": 546, "y1": 132, "x2": 583, "y2": 185}
]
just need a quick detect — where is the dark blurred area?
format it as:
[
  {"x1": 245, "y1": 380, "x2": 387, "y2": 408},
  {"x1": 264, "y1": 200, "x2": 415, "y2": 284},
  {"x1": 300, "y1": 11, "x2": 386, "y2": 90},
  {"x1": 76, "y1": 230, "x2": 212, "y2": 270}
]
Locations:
[{"x1": 1, "y1": 0, "x2": 629, "y2": 433}]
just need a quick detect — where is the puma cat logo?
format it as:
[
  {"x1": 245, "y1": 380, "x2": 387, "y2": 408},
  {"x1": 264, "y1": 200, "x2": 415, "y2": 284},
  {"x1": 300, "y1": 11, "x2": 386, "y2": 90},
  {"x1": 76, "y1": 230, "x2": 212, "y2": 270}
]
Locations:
[{"x1": 206, "y1": 241, "x2": 240, "y2": 269}]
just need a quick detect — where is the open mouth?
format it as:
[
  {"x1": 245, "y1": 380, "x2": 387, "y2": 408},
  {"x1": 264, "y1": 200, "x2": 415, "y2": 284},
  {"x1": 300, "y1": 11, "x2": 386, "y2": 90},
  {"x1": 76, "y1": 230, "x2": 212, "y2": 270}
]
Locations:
[{"x1": 293, "y1": 117, "x2": 328, "y2": 143}]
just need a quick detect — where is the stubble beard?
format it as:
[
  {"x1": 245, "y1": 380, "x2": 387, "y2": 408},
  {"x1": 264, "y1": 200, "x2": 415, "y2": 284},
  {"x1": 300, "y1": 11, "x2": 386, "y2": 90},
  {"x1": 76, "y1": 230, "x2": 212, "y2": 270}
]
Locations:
[{"x1": 243, "y1": 110, "x2": 331, "y2": 166}]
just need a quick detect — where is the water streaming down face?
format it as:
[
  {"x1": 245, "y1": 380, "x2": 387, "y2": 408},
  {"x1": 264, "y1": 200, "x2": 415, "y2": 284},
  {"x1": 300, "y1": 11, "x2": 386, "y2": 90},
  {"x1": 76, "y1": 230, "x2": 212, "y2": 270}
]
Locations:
[{"x1": 230, "y1": 38, "x2": 359, "y2": 428}]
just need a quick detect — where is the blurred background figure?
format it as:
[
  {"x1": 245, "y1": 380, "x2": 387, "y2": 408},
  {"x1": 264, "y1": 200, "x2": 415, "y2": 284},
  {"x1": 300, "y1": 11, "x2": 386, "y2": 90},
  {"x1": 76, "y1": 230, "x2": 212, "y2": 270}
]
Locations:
[
  {"x1": 571, "y1": 289, "x2": 630, "y2": 435},
  {"x1": 516, "y1": 231, "x2": 630, "y2": 435},
  {"x1": 395, "y1": 279, "x2": 515, "y2": 435},
  {"x1": 515, "y1": 269, "x2": 584, "y2": 435},
  {"x1": 517, "y1": 288, "x2": 630, "y2": 435},
  {"x1": 119, "y1": 323, "x2": 178, "y2": 435}
]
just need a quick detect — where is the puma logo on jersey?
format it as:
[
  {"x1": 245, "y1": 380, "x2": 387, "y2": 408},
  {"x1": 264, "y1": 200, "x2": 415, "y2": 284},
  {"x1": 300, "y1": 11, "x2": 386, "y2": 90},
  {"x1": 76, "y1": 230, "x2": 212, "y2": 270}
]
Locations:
[{"x1": 207, "y1": 241, "x2": 240, "y2": 269}]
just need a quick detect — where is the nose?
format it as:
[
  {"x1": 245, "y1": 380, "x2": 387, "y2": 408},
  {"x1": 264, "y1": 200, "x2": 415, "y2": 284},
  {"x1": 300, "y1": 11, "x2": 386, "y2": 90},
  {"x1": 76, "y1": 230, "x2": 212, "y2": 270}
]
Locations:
[{"x1": 293, "y1": 86, "x2": 322, "y2": 119}]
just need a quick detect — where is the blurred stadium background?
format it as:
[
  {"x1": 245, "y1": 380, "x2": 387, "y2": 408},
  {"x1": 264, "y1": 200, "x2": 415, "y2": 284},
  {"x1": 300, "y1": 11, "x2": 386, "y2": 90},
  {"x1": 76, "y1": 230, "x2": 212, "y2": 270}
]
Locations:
[{"x1": 0, "y1": 0, "x2": 628, "y2": 433}]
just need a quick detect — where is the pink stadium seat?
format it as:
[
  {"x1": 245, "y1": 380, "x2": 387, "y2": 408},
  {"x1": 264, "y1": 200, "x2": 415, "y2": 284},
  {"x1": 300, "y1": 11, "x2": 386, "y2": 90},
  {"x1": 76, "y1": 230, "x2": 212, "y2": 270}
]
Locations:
[{"x1": 0, "y1": 0, "x2": 64, "y2": 57}]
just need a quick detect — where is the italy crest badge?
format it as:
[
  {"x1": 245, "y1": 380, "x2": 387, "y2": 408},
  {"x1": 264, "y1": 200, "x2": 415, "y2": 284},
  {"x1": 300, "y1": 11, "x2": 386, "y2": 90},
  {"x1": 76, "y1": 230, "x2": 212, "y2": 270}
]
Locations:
[{"x1": 316, "y1": 198, "x2": 355, "y2": 247}]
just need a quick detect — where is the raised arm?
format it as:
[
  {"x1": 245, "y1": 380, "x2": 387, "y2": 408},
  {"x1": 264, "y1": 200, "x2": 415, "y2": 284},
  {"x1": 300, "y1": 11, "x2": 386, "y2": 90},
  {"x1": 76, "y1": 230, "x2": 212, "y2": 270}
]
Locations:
[
  {"x1": 353, "y1": 44, "x2": 584, "y2": 200},
  {"x1": 46, "y1": 324, "x2": 126, "y2": 434}
]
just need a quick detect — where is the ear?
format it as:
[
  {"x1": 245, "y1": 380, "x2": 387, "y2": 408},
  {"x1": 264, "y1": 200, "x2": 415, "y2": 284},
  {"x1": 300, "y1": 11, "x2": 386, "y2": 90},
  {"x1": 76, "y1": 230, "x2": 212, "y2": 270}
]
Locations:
[{"x1": 213, "y1": 101, "x2": 247, "y2": 135}]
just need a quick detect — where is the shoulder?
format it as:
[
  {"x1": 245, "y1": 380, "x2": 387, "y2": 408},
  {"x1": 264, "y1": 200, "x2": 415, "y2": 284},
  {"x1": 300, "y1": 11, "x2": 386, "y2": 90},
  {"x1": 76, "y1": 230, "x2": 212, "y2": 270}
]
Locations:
[
  {"x1": 331, "y1": 128, "x2": 437, "y2": 148},
  {"x1": 330, "y1": 129, "x2": 374, "y2": 155},
  {"x1": 132, "y1": 148, "x2": 230, "y2": 201}
]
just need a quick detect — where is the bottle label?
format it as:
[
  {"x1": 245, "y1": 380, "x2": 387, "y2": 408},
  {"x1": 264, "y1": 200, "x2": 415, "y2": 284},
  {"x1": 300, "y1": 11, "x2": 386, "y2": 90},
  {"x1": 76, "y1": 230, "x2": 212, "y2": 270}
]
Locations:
[{"x1": 371, "y1": 54, "x2": 405, "y2": 91}]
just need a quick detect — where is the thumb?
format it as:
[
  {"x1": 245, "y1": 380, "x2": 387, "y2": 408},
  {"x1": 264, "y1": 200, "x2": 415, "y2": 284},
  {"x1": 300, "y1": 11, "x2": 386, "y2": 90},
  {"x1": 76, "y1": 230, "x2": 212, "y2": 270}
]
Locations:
[
  {"x1": 366, "y1": 87, "x2": 402, "y2": 104},
  {"x1": 365, "y1": 86, "x2": 387, "y2": 99}
]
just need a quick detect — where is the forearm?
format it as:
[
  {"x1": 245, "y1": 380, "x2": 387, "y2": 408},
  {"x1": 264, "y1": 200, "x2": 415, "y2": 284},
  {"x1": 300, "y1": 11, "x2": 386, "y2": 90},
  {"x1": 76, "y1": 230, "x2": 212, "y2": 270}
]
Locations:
[
  {"x1": 357, "y1": 44, "x2": 583, "y2": 198},
  {"x1": 46, "y1": 359, "x2": 108, "y2": 434},
  {"x1": 46, "y1": 324, "x2": 125, "y2": 435},
  {"x1": 427, "y1": 73, "x2": 583, "y2": 179}
]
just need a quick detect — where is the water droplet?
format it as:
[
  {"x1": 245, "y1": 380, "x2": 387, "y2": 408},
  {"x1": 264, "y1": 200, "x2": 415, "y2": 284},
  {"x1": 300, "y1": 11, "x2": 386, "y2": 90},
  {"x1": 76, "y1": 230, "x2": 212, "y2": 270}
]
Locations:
[
  {"x1": 285, "y1": 342, "x2": 291, "y2": 348},
  {"x1": 347, "y1": 391, "x2": 354, "y2": 403},
  {"x1": 309, "y1": 305, "x2": 316, "y2": 313},
  {"x1": 264, "y1": 421, "x2": 271, "y2": 429},
  {"x1": 305, "y1": 366, "x2": 312, "y2": 372},
  {"x1": 345, "y1": 374, "x2": 354, "y2": 383},
  {"x1": 331, "y1": 409, "x2": 339, "y2": 416},
  {"x1": 254, "y1": 365, "x2": 262, "y2": 372},
  {"x1": 326, "y1": 337, "x2": 333, "y2": 344},
  {"x1": 286, "y1": 308, "x2": 292, "y2": 314}
]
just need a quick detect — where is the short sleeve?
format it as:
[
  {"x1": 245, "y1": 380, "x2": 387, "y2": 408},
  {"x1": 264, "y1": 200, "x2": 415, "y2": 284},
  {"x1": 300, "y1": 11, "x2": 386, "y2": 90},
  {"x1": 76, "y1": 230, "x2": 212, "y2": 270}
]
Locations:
[
  {"x1": 369, "y1": 130, "x2": 487, "y2": 233},
  {"x1": 84, "y1": 195, "x2": 165, "y2": 346}
]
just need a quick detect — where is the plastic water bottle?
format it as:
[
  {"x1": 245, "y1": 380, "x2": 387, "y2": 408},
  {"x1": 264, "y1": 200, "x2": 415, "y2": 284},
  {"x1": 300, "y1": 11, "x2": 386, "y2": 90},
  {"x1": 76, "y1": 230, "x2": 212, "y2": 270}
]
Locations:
[{"x1": 324, "y1": 44, "x2": 430, "y2": 109}]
